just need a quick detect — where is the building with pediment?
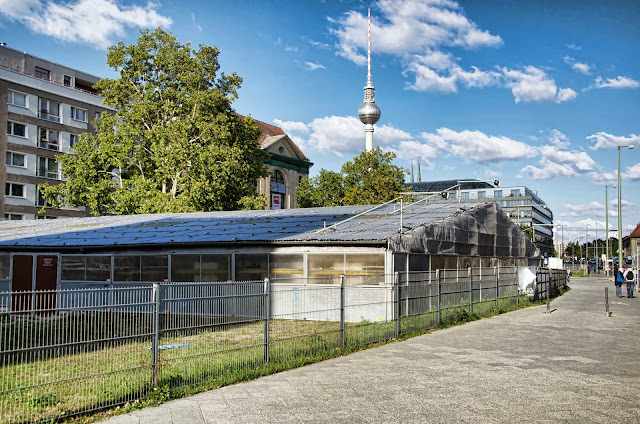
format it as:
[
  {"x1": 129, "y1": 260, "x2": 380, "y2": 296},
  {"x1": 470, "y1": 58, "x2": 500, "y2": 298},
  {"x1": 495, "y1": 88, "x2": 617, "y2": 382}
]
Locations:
[{"x1": 253, "y1": 120, "x2": 312, "y2": 210}]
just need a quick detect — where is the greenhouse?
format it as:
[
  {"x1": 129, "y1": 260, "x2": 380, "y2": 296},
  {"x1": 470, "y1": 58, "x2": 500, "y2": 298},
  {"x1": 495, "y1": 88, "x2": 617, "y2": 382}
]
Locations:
[{"x1": 0, "y1": 201, "x2": 537, "y2": 294}]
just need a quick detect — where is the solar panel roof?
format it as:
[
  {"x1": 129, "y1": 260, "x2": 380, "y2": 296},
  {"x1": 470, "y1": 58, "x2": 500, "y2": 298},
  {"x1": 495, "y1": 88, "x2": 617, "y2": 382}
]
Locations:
[{"x1": 0, "y1": 201, "x2": 481, "y2": 249}]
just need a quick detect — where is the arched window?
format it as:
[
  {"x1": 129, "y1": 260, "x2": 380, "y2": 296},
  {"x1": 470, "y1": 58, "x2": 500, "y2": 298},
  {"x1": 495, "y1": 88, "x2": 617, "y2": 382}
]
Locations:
[{"x1": 271, "y1": 170, "x2": 285, "y2": 184}]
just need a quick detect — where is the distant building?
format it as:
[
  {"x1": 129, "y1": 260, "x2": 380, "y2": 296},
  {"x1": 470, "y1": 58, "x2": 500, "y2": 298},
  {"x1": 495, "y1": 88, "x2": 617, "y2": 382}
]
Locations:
[
  {"x1": 1, "y1": 45, "x2": 111, "y2": 220},
  {"x1": 406, "y1": 179, "x2": 554, "y2": 256},
  {"x1": 622, "y1": 223, "x2": 640, "y2": 267},
  {"x1": 252, "y1": 120, "x2": 312, "y2": 210},
  {"x1": 1, "y1": 46, "x2": 311, "y2": 219}
]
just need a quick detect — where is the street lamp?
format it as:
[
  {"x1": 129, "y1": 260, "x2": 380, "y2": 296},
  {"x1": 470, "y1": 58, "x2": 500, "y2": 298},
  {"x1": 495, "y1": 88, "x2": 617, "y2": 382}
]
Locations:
[
  {"x1": 606, "y1": 184, "x2": 616, "y2": 276},
  {"x1": 618, "y1": 145, "x2": 635, "y2": 269},
  {"x1": 586, "y1": 224, "x2": 589, "y2": 262}
]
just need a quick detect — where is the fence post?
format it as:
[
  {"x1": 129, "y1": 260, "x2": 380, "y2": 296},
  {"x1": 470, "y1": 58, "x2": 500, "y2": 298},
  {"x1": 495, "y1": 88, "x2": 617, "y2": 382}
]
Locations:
[
  {"x1": 264, "y1": 277, "x2": 270, "y2": 363},
  {"x1": 151, "y1": 283, "x2": 160, "y2": 387},
  {"x1": 436, "y1": 269, "x2": 441, "y2": 325},
  {"x1": 340, "y1": 274, "x2": 345, "y2": 347},
  {"x1": 514, "y1": 265, "x2": 518, "y2": 307},
  {"x1": 468, "y1": 267, "x2": 473, "y2": 316},
  {"x1": 394, "y1": 272, "x2": 399, "y2": 338},
  {"x1": 605, "y1": 287, "x2": 610, "y2": 317},
  {"x1": 494, "y1": 266, "x2": 499, "y2": 309},
  {"x1": 546, "y1": 271, "x2": 551, "y2": 313}
]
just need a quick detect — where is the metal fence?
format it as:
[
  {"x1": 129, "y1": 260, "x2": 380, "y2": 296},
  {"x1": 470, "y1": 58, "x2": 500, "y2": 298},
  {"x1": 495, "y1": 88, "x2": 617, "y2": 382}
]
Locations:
[{"x1": 0, "y1": 267, "x2": 566, "y2": 423}]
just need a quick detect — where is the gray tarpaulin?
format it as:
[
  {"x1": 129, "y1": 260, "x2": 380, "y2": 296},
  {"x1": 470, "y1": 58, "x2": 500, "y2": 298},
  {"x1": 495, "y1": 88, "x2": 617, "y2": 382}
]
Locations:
[{"x1": 388, "y1": 202, "x2": 538, "y2": 258}]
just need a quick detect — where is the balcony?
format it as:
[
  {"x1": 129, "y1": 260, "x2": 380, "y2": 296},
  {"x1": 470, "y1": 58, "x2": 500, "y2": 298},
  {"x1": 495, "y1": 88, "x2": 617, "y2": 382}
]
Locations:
[
  {"x1": 37, "y1": 168, "x2": 59, "y2": 179},
  {"x1": 39, "y1": 111, "x2": 60, "y2": 123},
  {"x1": 38, "y1": 139, "x2": 60, "y2": 151}
]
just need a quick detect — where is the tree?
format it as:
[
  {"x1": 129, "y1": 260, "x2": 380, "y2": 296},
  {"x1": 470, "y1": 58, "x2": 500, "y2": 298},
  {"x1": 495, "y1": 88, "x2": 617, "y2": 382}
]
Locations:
[
  {"x1": 342, "y1": 148, "x2": 406, "y2": 205},
  {"x1": 297, "y1": 148, "x2": 406, "y2": 207},
  {"x1": 297, "y1": 170, "x2": 344, "y2": 208},
  {"x1": 42, "y1": 28, "x2": 269, "y2": 215}
]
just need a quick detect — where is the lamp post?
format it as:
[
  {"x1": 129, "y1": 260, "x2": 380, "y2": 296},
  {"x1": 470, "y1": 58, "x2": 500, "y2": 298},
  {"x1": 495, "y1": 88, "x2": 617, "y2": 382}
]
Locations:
[
  {"x1": 606, "y1": 184, "x2": 616, "y2": 276},
  {"x1": 618, "y1": 145, "x2": 635, "y2": 269},
  {"x1": 586, "y1": 224, "x2": 589, "y2": 265}
]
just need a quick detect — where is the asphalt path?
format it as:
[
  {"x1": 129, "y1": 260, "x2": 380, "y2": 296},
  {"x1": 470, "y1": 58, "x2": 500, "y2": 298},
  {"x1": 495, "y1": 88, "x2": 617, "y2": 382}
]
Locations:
[{"x1": 103, "y1": 275, "x2": 640, "y2": 423}]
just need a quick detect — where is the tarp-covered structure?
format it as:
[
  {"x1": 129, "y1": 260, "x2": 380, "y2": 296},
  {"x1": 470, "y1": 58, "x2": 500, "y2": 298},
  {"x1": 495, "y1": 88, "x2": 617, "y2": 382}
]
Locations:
[{"x1": 0, "y1": 201, "x2": 536, "y2": 256}]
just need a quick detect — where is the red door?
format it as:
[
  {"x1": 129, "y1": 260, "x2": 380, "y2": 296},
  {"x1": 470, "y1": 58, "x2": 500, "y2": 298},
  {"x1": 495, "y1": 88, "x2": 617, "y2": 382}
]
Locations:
[
  {"x1": 11, "y1": 255, "x2": 33, "y2": 312},
  {"x1": 35, "y1": 255, "x2": 57, "y2": 311}
]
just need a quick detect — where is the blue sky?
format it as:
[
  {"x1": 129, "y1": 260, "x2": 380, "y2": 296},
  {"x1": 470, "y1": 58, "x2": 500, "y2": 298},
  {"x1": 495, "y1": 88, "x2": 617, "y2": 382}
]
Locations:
[{"x1": 1, "y1": 0, "x2": 639, "y2": 244}]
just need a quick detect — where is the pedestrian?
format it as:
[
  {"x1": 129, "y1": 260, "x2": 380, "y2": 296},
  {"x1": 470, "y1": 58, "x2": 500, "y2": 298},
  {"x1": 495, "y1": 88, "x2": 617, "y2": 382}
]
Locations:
[
  {"x1": 614, "y1": 265, "x2": 623, "y2": 298},
  {"x1": 623, "y1": 266, "x2": 635, "y2": 298}
]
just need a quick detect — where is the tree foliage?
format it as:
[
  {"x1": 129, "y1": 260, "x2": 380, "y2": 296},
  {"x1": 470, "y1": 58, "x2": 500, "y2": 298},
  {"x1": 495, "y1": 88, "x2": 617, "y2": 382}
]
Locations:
[
  {"x1": 297, "y1": 148, "x2": 406, "y2": 207},
  {"x1": 42, "y1": 28, "x2": 268, "y2": 215}
]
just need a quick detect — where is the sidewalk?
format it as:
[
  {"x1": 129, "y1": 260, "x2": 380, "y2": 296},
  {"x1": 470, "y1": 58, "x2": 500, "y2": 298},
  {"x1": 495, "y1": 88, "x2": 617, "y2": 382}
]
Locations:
[{"x1": 103, "y1": 276, "x2": 640, "y2": 423}]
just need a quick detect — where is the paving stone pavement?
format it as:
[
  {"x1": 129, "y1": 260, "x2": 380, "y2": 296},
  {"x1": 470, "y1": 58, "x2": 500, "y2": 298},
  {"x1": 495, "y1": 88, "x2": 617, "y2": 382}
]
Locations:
[{"x1": 102, "y1": 276, "x2": 640, "y2": 423}]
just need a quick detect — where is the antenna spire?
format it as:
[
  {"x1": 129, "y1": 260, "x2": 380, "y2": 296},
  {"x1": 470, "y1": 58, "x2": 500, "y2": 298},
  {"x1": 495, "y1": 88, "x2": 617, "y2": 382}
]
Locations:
[{"x1": 358, "y1": 7, "x2": 381, "y2": 152}]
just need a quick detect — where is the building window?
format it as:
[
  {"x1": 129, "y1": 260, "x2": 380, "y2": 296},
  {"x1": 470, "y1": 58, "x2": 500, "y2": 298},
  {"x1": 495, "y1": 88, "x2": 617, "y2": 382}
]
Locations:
[
  {"x1": 494, "y1": 190, "x2": 502, "y2": 198},
  {"x1": 39, "y1": 98, "x2": 60, "y2": 122},
  {"x1": 461, "y1": 191, "x2": 469, "y2": 199},
  {"x1": 271, "y1": 169, "x2": 285, "y2": 184},
  {"x1": 39, "y1": 127, "x2": 60, "y2": 150},
  {"x1": 70, "y1": 133, "x2": 80, "y2": 146},
  {"x1": 63, "y1": 75, "x2": 72, "y2": 86},
  {"x1": 36, "y1": 215, "x2": 58, "y2": 220},
  {"x1": 36, "y1": 186, "x2": 52, "y2": 207},
  {"x1": 35, "y1": 66, "x2": 50, "y2": 80},
  {"x1": 38, "y1": 157, "x2": 59, "y2": 179},
  {"x1": 477, "y1": 191, "x2": 486, "y2": 199},
  {"x1": 6, "y1": 151, "x2": 26, "y2": 168},
  {"x1": 8, "y1": 90, "x2": 26, "y2": 107},
  {"x1": 7, "y1": 121, "x2": 26, "y2": 137},
  {"x1": 4, "y1": 213, "x2": 24, "y2": 220},
  {"x1": 5, "y1": 183, "x2": 25, "y2": 198},
  {"x1": 70, "y1": 106, "x2": 87, "y2": 122},
  {"x1": 511, "y1": 189, "x2": 521, "y2": 197}
]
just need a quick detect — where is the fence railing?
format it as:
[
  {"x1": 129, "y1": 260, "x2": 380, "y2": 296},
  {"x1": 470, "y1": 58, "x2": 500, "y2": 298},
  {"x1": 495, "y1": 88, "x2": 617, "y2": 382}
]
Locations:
[{"x1": 0, "y1": 267, "x2": 566, "y2": 423}]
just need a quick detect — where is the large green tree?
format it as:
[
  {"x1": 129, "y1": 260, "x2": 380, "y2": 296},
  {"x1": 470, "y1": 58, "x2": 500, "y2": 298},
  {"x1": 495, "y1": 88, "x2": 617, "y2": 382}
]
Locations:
[
  {"x1": 42, "y1": 28, "x2": 268, "y2": 215},
  {"x1": 297, "y1": 148, "x2": 406, "y2": 207}
]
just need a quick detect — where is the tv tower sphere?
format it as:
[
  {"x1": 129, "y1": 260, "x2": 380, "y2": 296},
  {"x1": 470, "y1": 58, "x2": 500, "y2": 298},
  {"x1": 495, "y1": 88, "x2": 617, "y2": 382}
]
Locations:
[{"x1": 359, "y1": 8, "x2": 380, "y2": 152}]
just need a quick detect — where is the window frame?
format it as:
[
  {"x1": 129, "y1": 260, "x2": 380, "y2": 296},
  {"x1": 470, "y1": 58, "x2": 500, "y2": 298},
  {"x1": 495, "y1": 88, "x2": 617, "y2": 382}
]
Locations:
[
  {"x1": 7, "y1": 121, "x2": 27, "y2": 138},
  {"x1": 34, "y1": 66, "x2": 50, "y2": 80},
  {"x1": 70, "y1": 133, "x2": 80, "y2": 146},
  {"x1": 38, "y1": 98, "x2": 61, "y2": 123},
  {"x1": 70, "y1": 106, "x2": 87, "y2": 122},
  {"x1": 38, "y1": 127, "x2": 60, "y2": 150},
  {"x1": 6, "y1": 151, "x2": 26, "y2": 168},
  {"x1": 4, "y1": 213, "x2": 24, "y2": 220},
  {"x1": 8, "y1": 90, "x2": 27, "y2": 108},
  {"x1": 37, "y1": 156, "x2": 59, "y2": 179},
  {"x1": 5, "y1": 182, "x2": 26, "y2": 198}
]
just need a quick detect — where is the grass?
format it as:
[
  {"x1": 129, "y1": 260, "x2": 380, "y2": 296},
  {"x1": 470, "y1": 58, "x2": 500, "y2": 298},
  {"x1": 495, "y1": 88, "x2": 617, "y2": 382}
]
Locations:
[{"x1": 1, "y1": 287, "x2": 566, "y2": 424}]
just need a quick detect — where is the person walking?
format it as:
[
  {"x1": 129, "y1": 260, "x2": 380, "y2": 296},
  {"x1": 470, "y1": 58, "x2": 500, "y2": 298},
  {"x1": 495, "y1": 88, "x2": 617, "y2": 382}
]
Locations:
[
  {"x1": 615, "y1": 265, "x2": 623, "y2": 298},
  {"x1": 623, "y1": 266, "x2": 635, "y2": 298}
]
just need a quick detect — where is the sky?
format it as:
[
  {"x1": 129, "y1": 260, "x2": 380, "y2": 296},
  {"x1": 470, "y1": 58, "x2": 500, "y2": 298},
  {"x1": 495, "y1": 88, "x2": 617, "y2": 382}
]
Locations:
[{"x1": 1, "y1": 0, "x2": 639, "y2": 246}]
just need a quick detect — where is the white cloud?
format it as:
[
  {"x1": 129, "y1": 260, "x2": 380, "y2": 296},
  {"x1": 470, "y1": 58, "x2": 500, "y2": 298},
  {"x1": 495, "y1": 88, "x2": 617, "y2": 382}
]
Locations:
[
  {"x1": 592, "y1": 76, "x2": 640, "y2": 89},
  {"x1": 454, "y1": 66, "x2": 501, "y2": 88},
  {"x1": 520, "y1": 162, "x2": 578, "y2": 180},
  {"x1": 309, "y1": 40, "x2": 330, "y2": 49},
  {"x1": 563, "y1": 56, "x2": 591, "y2": 75},
  {"x1": 191, "y1": 12, "x2": 202, "y2": 32},
  {"x1": 275, "y1": 115, "x2": 414, "y2": 156},
  {"x1": 589, "y1": 169, "x2": 618, "y2": 185},
  {"x1": 624, "y1": 163, "x2": 640, "y2": 180},
  {"x1": 420, "y1": 128, "x2": 537, "y2": 162},
  {"x1": 560, "y1": 201, "x2": 603, "y2": 217},
  {"x1": 566, "y1": 43, "x2": 582, "y2": 51},
  {"x1": 0, "y1": 0, "x2": 172, "y2": 49},
  {"x1": 539, "y1": 146, "x2": 595, "y2": 172},
  {"x1": 330, "y1": 0, "x2": 502, "y2": 69},
  {"x1": 586, "y1": 132, "x2": 640, "y2": 150},
  {"x1": 272, "y1": 119, "x2": 309, "y2": 134},
  {"x1": 549, "y1": 129, "x2": 570, "y2": 148},
  {"x1": 502, "y1": 66, "x2": 576, "y2": 103},
  {"x1": 304, "y1": 61, "x2": 326, "y2": 71},
  {"x1": 404, "y1": 63, "x2": 457, "y2": 93},
  {"x1": 389, "y1": 140, "x2": 439, "y2": 168}
]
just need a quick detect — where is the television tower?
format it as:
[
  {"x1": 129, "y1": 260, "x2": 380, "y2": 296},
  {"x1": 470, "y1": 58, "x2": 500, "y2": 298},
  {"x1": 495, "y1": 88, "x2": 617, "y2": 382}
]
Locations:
[{"x1": 358, "y1": 8, "x2": 381, "y2": 152}]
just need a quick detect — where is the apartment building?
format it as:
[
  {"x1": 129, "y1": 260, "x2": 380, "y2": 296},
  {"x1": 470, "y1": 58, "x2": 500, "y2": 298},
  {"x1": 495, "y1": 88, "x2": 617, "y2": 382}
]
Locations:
[{"x1": 1, "y1": 45, "x2": 111, "y2": 220}]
